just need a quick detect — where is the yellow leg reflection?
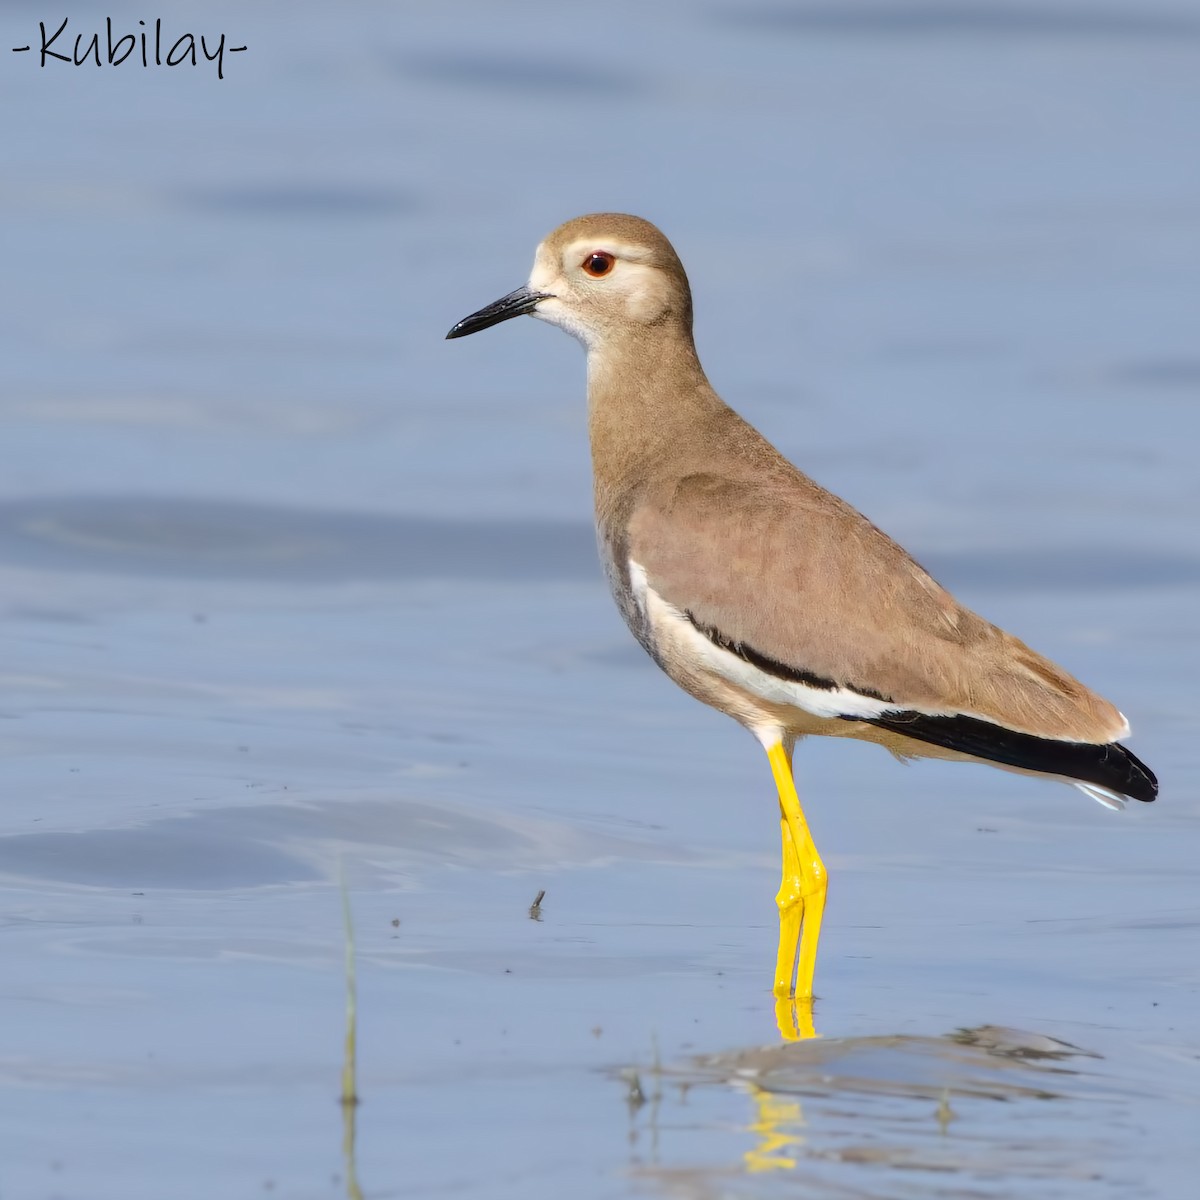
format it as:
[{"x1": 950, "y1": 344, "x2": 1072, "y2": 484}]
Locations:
[
  {"x1": 743, "y1": 1085, "x2": 804, "y2": 1173},
  {"x1": 766, "y1": 740, "x2": 827, "y2": 1003}
]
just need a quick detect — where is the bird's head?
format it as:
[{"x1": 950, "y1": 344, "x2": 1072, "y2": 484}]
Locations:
[{"x1": 446, "y1": 213, "x2": 693, "y2": 349}]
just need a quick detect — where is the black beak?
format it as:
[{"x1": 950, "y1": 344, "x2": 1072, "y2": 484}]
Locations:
[{"x1": 445, "y1": 285, "x2": 550, "y2": 339}]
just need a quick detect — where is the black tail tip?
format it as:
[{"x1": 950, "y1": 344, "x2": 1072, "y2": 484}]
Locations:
[{"x1": 1114, "y1": 743, "x2": 1157, "y2": 804}]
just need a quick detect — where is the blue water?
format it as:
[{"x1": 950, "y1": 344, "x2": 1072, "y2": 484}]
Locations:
[{"x1": 1, "y1": 2, "x2": 1198, "y2": 1197}]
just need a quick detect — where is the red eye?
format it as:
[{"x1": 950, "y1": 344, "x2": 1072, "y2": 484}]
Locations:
[{"x1": 581, "y1": 251, "x2": 615, "y2": 278}]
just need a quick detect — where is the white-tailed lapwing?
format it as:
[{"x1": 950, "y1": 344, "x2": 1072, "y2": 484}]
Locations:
[{"x1": 447, "y1": 213, "x2": 1158, "y2": 1008}]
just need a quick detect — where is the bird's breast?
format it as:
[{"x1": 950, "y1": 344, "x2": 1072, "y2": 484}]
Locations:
[{"x1": 595, "y1": 521, "x2": 662, "y2": 666}]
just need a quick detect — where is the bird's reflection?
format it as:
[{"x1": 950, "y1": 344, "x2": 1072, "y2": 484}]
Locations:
[
  {"x1": 743, "y1": 1086, "x2": 805, "y2": 1173},
  {"x1": 620, "y1": 1023, "x2": 1098, "y2": 1188},
  {"x1": 752, "y1": 996, "x2": 819, "y2": 1171}
]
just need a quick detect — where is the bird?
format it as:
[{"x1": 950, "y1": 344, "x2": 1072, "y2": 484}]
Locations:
[{"x1": 446, "y1": 212, "x2": 1158, "y2": 1009}]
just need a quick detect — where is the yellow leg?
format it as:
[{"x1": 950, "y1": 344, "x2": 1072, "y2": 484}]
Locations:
[
  {"x1": 774, "y1": 994, "x2": 817, "y2": 1042},
  {"x1": 772, "y1": 801, "x2": 804, "y2": 996},
  {"x1": 766, "y1": 741, "x2": 827, "y2": 1002}
]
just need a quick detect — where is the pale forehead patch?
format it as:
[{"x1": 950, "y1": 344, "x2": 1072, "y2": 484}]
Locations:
[{"x1": 528, "y1": 247, "x2": 557, "y2": 293}]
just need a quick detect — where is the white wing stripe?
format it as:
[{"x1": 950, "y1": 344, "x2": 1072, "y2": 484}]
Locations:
[{"x1": 629, "y1": 560, "x2": 894, "y2": 721}]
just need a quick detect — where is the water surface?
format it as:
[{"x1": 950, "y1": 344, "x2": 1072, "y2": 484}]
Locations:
[{"x1": 1, "y1": 2, "x2": 1198, "y2": 1197}]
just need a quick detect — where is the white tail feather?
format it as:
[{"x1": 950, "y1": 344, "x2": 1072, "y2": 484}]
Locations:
[{"x1": 1073, "y1": 781, "x2": 1126, "y2": 812}]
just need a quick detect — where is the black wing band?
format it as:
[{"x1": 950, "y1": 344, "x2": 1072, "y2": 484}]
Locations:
[
  {"x1": 683, "y1": 611, "x2": 886, "y2": 700},
  {"x1": 683, "y1": 611, "x2": 1157, "y2": 803},
  {"x1": 859, "y1": 710, "x2": 1157, "y2": 803}
]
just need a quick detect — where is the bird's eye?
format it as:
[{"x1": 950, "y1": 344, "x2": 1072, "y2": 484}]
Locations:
[{"x1": 581, "y1": 251, "x2": 615, "y2": 278}]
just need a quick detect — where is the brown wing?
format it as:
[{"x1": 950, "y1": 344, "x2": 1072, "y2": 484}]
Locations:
[{"x1": 625, "y1": 469, "x2": 1127, "y2": 742}]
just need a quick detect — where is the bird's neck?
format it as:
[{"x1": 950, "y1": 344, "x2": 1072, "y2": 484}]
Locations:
[{"x1": 585, "y1": 325, "x2": 725, "y2": 506}]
